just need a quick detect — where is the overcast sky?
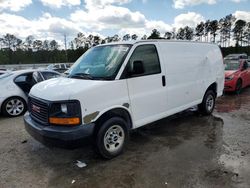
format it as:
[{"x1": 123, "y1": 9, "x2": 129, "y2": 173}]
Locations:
[{"x1": 0, "y1": 0, "x2": 250, "y2": 44}]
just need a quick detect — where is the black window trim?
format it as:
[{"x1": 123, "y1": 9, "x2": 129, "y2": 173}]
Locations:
[{"x1": 120, "y1": 44, "x2": 162, "y2": 79}]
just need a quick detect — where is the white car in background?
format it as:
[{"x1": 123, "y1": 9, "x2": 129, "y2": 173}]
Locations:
[
  {"x1": 0, "y1": 70, "x2": 7, "y2": 75},
  {"x1": 0, "y1": 69, "x2": 61, "y2": 117},
  {"x1": 47, "y1": 63, "x2": 71, "y2": 73}
]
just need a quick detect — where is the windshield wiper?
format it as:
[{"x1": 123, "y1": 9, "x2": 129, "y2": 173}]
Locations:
[
  {"x1": 68, "y1": 73, "x2": 94, "y2": 80},
  {"x1": 69, "y1": 73, "x2": 114, "y2": 81}
]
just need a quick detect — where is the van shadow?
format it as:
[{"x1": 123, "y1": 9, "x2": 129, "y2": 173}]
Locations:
[{"x1": 128, "y1": 109, "x2": 224, "y2": 152}]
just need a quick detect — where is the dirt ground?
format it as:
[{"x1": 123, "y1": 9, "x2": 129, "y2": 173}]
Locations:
[{"x1": 0, "y1": 88, "x2": 250, "y2": 188}]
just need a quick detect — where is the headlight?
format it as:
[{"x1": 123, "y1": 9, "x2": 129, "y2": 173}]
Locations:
[
  {"x1": 225, "y1": 74, "x2": 234, "y2": 81},
  {"x1": 49, "y1": 101, "x2": 81, "y2": 126}
]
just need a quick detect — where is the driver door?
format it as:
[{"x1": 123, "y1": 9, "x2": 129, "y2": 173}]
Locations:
[{"x1": 123, "y1": 44, "x2": 167, "y2": 128}]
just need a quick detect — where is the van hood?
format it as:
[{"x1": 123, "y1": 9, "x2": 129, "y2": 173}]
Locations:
[
  {"x1": 224, "y1": 70, "x2": 238, "y2": 77},
  {"x1": 30, "y1": 77, "x2": 103, "y2": 101}
]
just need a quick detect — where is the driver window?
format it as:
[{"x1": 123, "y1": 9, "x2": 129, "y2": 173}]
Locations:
[{"x1": 126, "y1": 44, "x2": 161, "y2": 77}]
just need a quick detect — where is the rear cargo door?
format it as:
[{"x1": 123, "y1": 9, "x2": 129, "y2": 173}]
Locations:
[{"x1": 123, "y1": 44, "x2": 167, "y2": 128}]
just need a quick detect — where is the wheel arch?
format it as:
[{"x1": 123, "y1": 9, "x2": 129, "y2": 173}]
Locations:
[
  {"x1": 205, "y1": 82, "x2": 217, "y2": 97},
  {"x1": 93, "y1": 106, "x2": 133, "y2": 136},
  {"x1": 1, "y1": 96, "x2": 27, "y2": 109},
  {"x1": 235, "y1": 77, "x2": 243, "y2": 92},
  {"x1": 237, "y1": 77, "x2": 243, "y2": 85}
]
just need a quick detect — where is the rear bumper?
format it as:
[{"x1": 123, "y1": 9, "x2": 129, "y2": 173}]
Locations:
[{"x1": 24, "y1": 113, "x2": 95, "y2": 148}]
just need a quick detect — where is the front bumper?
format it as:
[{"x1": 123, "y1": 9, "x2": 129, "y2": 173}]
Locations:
[
  {"x1": 24, "y1": 113, "x2": 95, "y2": 148},
  {"x1": 0, "y1": 97, "x2": 6, "y2": 112},
  {"x1": 224, "y1": 80, "x2": 236, "y2": 92}
]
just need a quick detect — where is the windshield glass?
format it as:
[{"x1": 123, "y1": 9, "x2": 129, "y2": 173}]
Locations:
[
  {"x1": 224, "y1": 60, "x2": 240, "y2": 70},
  {"x1": 68, "y1": 44, "x2": 131, "y2": 80},
  {"x1": 224, "y1": 54, "x2": 247, "y2": 60},
  {"x1": 225, "y1": 55, "x2": 239, "y2": 60}
]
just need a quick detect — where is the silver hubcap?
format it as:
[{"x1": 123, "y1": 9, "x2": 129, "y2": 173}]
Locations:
[
  {"x1": 206, "y1": 95, "x2": 214, "y2": 112},
  {"x1": 6, "y1": 99, "x2": 24, "y2": 116},
  {"x1": 104, "y1": 125, "x2": 125, "y2": 153}
]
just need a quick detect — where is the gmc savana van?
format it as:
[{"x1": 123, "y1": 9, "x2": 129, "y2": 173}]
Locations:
[{"x1": 24, "y1": 40, "x2": 224, "y2": 159}]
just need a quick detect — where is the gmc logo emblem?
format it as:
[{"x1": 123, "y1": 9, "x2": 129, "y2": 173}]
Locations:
[{"x1": 32, "y1": 104, "x2": 40, "y2": 113}]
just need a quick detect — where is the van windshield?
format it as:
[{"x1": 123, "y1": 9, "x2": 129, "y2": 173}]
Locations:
[{"x1": 68, "y1": 44, "x2": 131, "y2": 80}]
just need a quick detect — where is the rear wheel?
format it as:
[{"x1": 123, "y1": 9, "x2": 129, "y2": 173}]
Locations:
[
  {"x1": 2, "y1": 97, "x2": 27, "y2": 117},
  {"x1": 198, "y1": 90, "x2": 216, "y2": 115},
  {"x1": 95, "y1": 117, "x2": 128, "y2": 159},
  {"x1": 235, "y1": 79, "x2": 242, "y2": 94}
]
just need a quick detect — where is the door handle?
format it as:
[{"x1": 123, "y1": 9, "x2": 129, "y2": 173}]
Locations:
[{"x1": 162, "y1": 76, "x2": 166, "y2": 87}]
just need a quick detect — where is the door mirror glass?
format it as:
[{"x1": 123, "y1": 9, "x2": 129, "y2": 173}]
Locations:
[{"x1": 131, "y1": 60, "x2": 145, "y2": 75}]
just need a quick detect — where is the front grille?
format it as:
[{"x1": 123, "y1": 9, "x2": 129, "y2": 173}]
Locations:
[{"x1": 29, "y1": 97, "x2": 49, "y2": 125}]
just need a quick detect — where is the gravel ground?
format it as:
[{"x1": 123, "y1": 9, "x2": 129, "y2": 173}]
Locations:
[{"x1": 0, "y1": 88, "x2": 250, "y2": 188}]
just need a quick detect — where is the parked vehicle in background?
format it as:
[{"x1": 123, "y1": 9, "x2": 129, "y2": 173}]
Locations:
[
  {"x1": 0, "y1": 70, "x2": 61, "y2": 117},
  {"x1": 224, "y1": 59, "x2": 250, "y2": 93},
  {"x1": 47, "y1": 63, "x2": 71, "y2": 73},
  {"x1": 24, "y1": 40, "x2": 224, "y2": 159},
  {"x1": 0, "y1": 69, "x2": 9, "y2": 75},
  {"x1": 0, "y1": 70, "x2": 7, "y2": 75},
  {"x1": 224, "y1": 53, "x2": 248, "y2": 61}
]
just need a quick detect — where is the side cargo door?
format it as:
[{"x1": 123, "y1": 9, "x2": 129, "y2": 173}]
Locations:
[{"x1": 122, "y1": 44, "x2": 168, "y2": 128}]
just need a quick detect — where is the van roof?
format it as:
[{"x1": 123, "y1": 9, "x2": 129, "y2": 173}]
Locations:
[{"x1": 99, "y1": 39, "x2": 218, "y2": 46}]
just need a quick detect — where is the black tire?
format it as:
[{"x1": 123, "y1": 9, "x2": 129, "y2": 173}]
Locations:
[
  {"x1": 95, "y1": 117, "x2": 128, "y2": 159},
  {"x1": 1, "y1": 97, "x2": 27, "y2": 117},
  {"x1": 235, "y1": 79, "x2": 242, "y2": 94},
  {"x1": 198, "y1": 90, "x2": 216, "y2": 115}
]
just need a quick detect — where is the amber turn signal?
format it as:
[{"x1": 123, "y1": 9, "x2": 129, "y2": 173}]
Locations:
[{"x1": 49, "y1": 117, "x2": 80, "y2": 125}]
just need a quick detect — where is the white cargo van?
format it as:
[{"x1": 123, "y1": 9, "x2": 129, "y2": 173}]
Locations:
[{"x1": 24, "y1": 40, "x2": 224, "y2": 158}]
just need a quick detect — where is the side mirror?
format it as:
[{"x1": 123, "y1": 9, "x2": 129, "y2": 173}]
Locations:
[
  {"x1": 131, "y1": 60, "x2": 145, "y2": 75},
  {"x1": 241, "y1": 63, "x2": 248, "y2": 71}
]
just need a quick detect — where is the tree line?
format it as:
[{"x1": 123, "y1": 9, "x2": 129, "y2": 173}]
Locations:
[{"x1": 0, "y1": 14, "x2": 249, "y2": 65}]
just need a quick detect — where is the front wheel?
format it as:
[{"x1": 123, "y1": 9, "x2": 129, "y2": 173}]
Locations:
[
  {"x1": 198, "y1": 90, "x2": 216, "y2": 115},
  {"x1": 95, "y1": 117, "x2": 128, "y2": 159},
  {"x1": 235, "y1": 79, "x2": 242, "y2": 94}
]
